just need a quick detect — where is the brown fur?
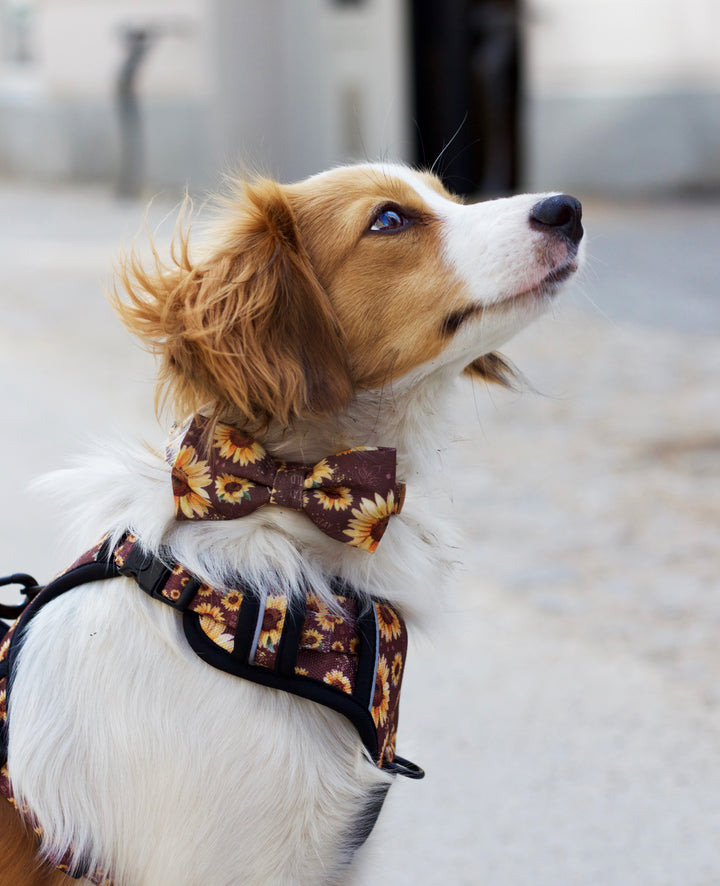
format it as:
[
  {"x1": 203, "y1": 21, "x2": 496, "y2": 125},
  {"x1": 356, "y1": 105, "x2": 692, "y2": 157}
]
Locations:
[
  {"x1": 111, "y1": 169, "x2": 511, "y2": 427},
  {"x1": 0, "y1": 800, "x2": 68, "y2": 886},
  {"x1": 112, "y1": 179, "x2": 354, "y2": 428}
]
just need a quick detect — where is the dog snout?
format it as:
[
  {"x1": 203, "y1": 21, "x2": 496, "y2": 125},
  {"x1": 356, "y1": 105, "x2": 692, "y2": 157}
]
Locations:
[{"x1": 529, "y1": 195, "x2": 583, "y2": 249}]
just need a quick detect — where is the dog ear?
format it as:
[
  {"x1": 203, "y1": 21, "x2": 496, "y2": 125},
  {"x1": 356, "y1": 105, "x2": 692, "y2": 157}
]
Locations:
[
  {"x1": 112, "y1": 179, "x2": 354, "y2": 426},
  {"x1": 463, "y1": 353, "x2": 517, "y2": 387}
]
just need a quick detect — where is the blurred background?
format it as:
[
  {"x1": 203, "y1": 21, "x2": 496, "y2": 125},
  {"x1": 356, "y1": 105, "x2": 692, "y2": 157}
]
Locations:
[
  {"x1": 1, "y1": 3, "x2": 720, "y2": 885},
  {"x1": 1, "y1": 0, "x2": 719, "y2": 197}
]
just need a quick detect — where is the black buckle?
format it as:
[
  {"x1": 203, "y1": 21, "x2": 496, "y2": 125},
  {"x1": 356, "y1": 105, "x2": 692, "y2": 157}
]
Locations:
[
  {"x1": 117, "y1": 545, "x2": 171, "y2": 599},
  {"x1": 0, "y1": 573, "x2": 43, "y2": 620},
  {"x1": 116, "y1": 544, "x2": 199, "y2": 611}
]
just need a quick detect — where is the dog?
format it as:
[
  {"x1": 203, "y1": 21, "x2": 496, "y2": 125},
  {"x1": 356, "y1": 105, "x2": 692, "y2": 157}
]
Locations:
[{"x1": 0, "y1": 162, "x2": 583, "y2": 885}]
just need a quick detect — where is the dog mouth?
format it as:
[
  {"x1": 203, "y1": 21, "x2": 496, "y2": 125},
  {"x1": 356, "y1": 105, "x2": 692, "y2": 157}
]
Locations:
[
  {"x1": 519, "y1": 260, "x2": 578, "y2": 299},
  {"x1": 441, "y1": 261, "x2": 579, "y2": 337}
]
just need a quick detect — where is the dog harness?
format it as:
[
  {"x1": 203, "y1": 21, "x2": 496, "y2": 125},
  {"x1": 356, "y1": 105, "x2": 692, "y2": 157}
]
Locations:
[
  {"x1": 0, "y1": 537, "x2": 421, "y2": 880},
  {"x1": 0, "y1": 418, "x2": 422, "y2": 881}
]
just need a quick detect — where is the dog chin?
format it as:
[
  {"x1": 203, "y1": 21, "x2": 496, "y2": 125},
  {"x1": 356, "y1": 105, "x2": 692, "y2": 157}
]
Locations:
[{"x1": 499, "y1": 259, "x2": 580, "y2": 308}]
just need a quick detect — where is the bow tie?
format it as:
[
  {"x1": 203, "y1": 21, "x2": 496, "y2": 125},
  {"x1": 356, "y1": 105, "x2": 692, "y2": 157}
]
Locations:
[{"x1": 167, "y1": 417, "x2": 405, "y2": 552}]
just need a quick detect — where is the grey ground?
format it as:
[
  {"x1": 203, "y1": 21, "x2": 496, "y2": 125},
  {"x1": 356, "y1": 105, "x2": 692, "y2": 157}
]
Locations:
[{"x1": 0, "y1": 182, "x2": 719, "y2": 885}]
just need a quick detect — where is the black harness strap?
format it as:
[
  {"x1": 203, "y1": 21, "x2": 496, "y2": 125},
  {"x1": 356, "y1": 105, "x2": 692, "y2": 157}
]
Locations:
[{"x1": 0, "y1": 560, "x2": 118, "y2": 767}]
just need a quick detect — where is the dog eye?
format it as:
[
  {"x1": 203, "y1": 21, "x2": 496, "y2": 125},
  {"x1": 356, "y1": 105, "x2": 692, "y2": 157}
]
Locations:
[{"x1": 369, "y1": 207, "x2": 410, "y2": 233}]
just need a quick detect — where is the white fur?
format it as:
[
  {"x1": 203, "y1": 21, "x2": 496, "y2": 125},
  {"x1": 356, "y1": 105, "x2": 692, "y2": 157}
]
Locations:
[{"x1": 6, "y1": 164, "x2": 582, "y2": 885}]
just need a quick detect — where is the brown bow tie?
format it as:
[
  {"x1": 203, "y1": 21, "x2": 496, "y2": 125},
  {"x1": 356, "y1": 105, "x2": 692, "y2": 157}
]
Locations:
[{"x1": 168, "y1": 417, "x2": 405, "y2": 552}]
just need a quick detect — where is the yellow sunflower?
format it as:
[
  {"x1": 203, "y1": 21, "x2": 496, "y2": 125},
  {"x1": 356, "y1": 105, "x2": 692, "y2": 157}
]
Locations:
[
  {"x1": 301, "y1": 628, "x2": 324, "y2": 651},
  {"x1": 313, "y1": 487, "x2": 353, "y2": 511},
  {"x1": 221, "y1": 589, "x2": 243, "y2": 611},
  {"x1": 165, "y1": 571, "x2": 191, "y2": 603},
  {"x1": 258, "y1": 596, "x2": 286, "y2": 648},
  {"x1": 342, "y1": 491, "x2": 397, "y2": 552},
  {"x1": 391, "y1": 651, "x2": 403, "y2": 686},
  {"x1": 377, "y1": 604, "x2": 402, "y2": 642},
  {"x1": 215, "y1": 473, "x2": 253, "y2": 504},
  {"x1": 313, "y1": 599, "x2": 346, "y2": 632},
  {"x1": 193, "y1": 602, "x2": 223, "y2": 621},
  {"x1": 198, "y1": 614, "x2": 235, "y2": 653},
  {"x1": 172, "y1": 446, "x2": 212, "y2": 518},
  {"x1": 214, "y1": 424, "x2": 265, "y2": 465},
  {"x1": 295, "y1": 666, "x2": 309, "y2": 677},
  {"x1": 323, "y1": 669, "x2": 352, "y2": 694},
  {"x1": 304, "y1": 458, "x2": 335, "y2": 488},
  {"x1": 371, "y1": 656, "x2": 391, "y2": 727}
]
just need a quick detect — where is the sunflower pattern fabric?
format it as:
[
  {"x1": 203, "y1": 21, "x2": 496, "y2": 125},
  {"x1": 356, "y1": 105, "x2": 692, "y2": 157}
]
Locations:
[
  {"x1": 168, "y1": 416, "x2": 406, "y2": 552},
  {"x1": 107, "y1": 534, "x2": 408, "y2": 767}
]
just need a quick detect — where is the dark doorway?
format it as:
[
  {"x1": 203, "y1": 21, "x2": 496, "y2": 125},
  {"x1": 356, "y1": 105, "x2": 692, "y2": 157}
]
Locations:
[{"x1": 411, "y1": 0, "x2": 522, "y2": 197}]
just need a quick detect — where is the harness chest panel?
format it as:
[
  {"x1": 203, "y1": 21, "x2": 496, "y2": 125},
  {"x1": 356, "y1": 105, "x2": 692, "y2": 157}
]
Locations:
[{"x1": 0, "y1": 534, "x2": 421, "y2": 880}]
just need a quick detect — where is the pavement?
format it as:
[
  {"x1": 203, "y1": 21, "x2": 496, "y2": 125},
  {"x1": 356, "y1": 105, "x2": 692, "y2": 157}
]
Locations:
[{"x1": 1, "y1": 180, "x2": 719, "y2": 886}]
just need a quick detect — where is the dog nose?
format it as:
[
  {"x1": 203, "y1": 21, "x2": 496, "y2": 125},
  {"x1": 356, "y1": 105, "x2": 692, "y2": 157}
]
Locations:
[{"x1": 529, "y1": 195, "x2": 583, "y2": 247}]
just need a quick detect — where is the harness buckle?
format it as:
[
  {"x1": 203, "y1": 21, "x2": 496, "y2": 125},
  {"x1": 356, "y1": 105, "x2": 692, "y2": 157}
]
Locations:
[
  {"x1": 117, "y1": 546, "x2": 171, "y2": 601},
  {"x1": 116, "y1": 544, "x2": 199, "y2": 611},
  {"x1": 0, "y1": 573, "x2": 42, "y2": 620}
]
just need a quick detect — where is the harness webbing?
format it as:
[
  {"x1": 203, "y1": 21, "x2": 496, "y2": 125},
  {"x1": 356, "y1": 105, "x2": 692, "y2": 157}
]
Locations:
[
  {"x1": 1, "y1": 534, "x2": 422, "y2": 777},
  {"x1": 0, "y1": 537, "x2": 422, "y2": 883}
]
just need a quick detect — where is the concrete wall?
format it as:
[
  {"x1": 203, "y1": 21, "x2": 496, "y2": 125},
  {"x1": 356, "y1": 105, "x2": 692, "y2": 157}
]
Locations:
[
  {"x1": 208, "y1": 0, "x2": 412, "y2": 182},
  {"x1": 0, "y1": 0, "x2": 212, "y2": 189},
  {"x1": 1, "y1": 0, "x2": 719, "y2": 194},
  {"x1": 0, "y1": 0, "x2": 411, "y2": 192},
  {"x1": 523, "y1": 0, "x2": 720, "y2": 193}
]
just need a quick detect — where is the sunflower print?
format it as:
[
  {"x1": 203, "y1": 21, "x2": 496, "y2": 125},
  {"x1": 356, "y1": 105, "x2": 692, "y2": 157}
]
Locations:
[
  {"x1": 301, "y1": 628, "x2": 324, "y2": 651},
  {"x1": 304, "y1": 458, "x2": 335, "y2": 488},
  {"x1": 197, "y1": 614, "x2": 235, "y2": 653},
  {"x1": 323, "y1": 669, "x2": 352, "y2": 694},
  {"x1": 371, "y1": 655, "x2": 391, "y2": 727},
  {"x1": 257, "y1": 596, "x2": 286, "y2": 648},
  {"x1": 313, "y1": 599, "x2": 346, "y2": 632},
  {"x1": 377, "y1": 604, "x2": 403, "y2": 642},
  {"x1": 221, "y1": 589, "x2": 243, "y2": 611},
  {"x1": 343, "y1": 491, "x2": 398, "y2": 552},
  {"x1": 391, "y1": 651, "x2": 403, "y2": 686},
  {"x1": 213, "y1": 423, "x2": 265, "y2": 465},
  {"x1": 172, "y1": 445, "x2": 212, "y2": 518},
  {"x1": 313, "y1": 486, "x2": 353, "y2": 511},
  {"x1": 215, "y1": 473, "x2": 253, "y2": 504},
  {"x1": 193, "y1": 602, "x2": 223, "y2": 621}
]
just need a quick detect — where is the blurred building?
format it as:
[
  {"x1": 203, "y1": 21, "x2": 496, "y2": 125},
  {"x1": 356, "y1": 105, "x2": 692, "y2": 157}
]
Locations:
[
  {"x1": 525, "y1": 0, "x2": 720, "y2": 193},
  {"x1": 0, "y1": 0, "x2": 719, "y2": 196}
]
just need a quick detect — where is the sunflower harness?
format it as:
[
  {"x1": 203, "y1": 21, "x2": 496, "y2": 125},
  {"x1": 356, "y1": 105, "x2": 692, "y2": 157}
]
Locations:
[{"x1": 0, "y1": 532, "x2": 422, "y2": 776}]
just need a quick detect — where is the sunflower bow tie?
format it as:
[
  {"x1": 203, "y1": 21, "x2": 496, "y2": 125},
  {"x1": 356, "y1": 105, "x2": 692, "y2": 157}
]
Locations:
[{"x1": 168, "y1": 417, "x2": 405, "y2": 552}]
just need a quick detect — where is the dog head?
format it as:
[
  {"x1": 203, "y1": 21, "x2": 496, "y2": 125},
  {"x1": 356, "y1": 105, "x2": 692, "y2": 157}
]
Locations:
[{"x1": 113, "y1": 163, "x2": 583, "y2": 428}]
